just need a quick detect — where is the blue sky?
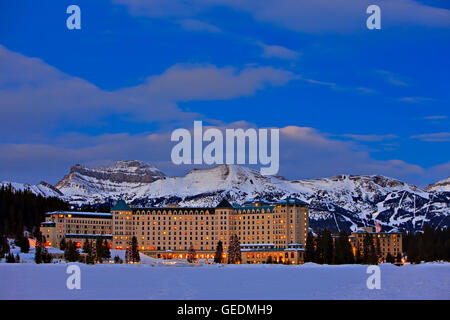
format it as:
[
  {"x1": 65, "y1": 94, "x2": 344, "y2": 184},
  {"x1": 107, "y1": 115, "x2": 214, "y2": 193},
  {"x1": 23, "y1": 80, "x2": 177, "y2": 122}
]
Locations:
[{"x1": 0, "y1": 0, "x2": 449, "y2": 187}]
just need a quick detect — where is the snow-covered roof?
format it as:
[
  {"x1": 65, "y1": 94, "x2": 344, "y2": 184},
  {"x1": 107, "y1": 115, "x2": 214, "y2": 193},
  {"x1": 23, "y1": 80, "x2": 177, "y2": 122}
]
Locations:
[
  {"x1": 215, "y1": 199, "x2": 234, "y2": 208},
  {"x1": 241, "y1": 243, "x2": 275, "y2": 247},
  {"x1": 41, "y1": 221, "x2": 55, "y2": 226},
  {"x1": 47, "y1": 211, "x2": 112, "y2": 218},
  {"x1": 275, "y1": 197, "x2": 308, "y2": 206},
  {"x1": 65, "y1": 233, "x2": 113, "y2": 239},
  {"x1": 111, "y1": 200, "x2": 132, "y2": 211}
]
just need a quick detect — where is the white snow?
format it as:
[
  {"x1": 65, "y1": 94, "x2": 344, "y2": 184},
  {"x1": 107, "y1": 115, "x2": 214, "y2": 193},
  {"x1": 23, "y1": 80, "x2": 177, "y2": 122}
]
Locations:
[
  {"x1": 48, "y1": 211, "x2": 112, "y2": 217},
  {"x1": 426, "y1": 177, "x2": 450, "y2": 192},
  {"x1": 1, "y1": 181, "x2": 61, "y2": 198},
  {"x1": 0, "y1": 262, "x2": 448, "y2": 300},
  {"x1": 2, "y1": 239, "x2": 449, "y2": 300}
]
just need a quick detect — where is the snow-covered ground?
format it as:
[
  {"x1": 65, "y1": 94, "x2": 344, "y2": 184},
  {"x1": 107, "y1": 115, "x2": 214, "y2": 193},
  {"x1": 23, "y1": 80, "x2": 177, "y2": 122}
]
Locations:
[{"x1": 1, "y1": 260, "x2": 449, "y2": 300}]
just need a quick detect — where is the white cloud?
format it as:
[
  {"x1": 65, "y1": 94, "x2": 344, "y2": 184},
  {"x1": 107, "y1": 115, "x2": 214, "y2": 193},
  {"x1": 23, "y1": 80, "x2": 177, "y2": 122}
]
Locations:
[
  {"x1": 412, "y1": 132, "x2": 450, "y2": 142},
  {"x1": 177, "y1": 19, "x2": 222, "y2": 33},
  {"x1": 423, "y1": 115, "x2": 448, "y2": 120},
  {"x1": 398, "y1": 96, "x2": 436, "y2": 103},
  {"x1": 0, "y1": 46, "x2": 296, "y2": 139},
  {"x1": 256, "y1": 42, "x2": 300, "y2": 60},
  {"x1": 376, "y1": 70, "x2": 409, "y2": 86},
  {"x1": 124, "y1": 63, "x2": 298, "y2": 101},
  {"x1": 341, "y1": 134, "x2": 398, "y2": 142}
]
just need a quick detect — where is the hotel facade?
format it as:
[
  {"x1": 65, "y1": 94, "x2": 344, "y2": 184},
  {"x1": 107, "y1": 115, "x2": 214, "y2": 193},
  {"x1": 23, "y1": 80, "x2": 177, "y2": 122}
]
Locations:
[
  {"x1": 41, "y1": 197, "x2": 309, "y2": 264},
  {"x1": 349, "y1": 227, "x2": 403, "y2": 261}
]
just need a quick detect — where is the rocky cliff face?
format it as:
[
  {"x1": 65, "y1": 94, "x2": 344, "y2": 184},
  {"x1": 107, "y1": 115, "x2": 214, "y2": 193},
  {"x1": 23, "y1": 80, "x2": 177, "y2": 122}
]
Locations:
[{"x1": 53, "y1": 160, "x2": 166, "y2": 203}]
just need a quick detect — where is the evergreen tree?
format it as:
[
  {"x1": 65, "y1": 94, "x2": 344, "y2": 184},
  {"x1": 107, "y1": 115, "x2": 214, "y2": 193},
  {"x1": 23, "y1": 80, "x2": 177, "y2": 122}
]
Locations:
[
  {"x1": 406, "y1": 233, "x2": 418, "y2": 263},
  {"x1": 403, "y1": 227, "x2": 450, "y2": 263},
  {"x1": 6, "y1": 252, "x2": 15, "y2": 263},
  {"x1": 333, "y1": 231, "x2": 354, "y2": 264},
  {"x1": 41, "y1": 245, "x2": 53, "y2": 263},
  {"x1": 85, "y1": 241, "x2": 95, "y2": 264},
  {"x1": 60, "y1": 237, "x2": 67, "y2": 251},
  {"x1": 304, "y1": 231, "x2": 316, "y2": 263},
  {"x1": 0, "y1": 184, "x2": 69, "y2": 238},
  {"x1": 322, "y1": 229, "x2": 334, "y2": 264},
  {"x1": 0, "y1": 233, "x2": 9, "y2": 257},
  {"x1": 362, "y1": 234, "x2": 372, "y2": 264},
  {"x1": 82, "y1": 240, "x2": 90, "y2": 254},
  {"x1": 130, "y1": 236, "x2": 140, "y2": 263},
  {"x1": 114, "y1": 255, "x2": 123, "y2": 264},
  {"x1": 103, "y1": 239, "x2": 111, "y2": 261},
  {"x1": 96, "y1": 238, "x2": 105, "y2": 263},
  {"x1": 385, "y1": 252, "x2": 394, "y2": 263},
  {"x1": 125, "y1": 246, "x2": 131, "y2": 263},
  {"x1": 35, "y1": 241, "x2": 42, "y2": 264},
  {"x1": 64, "y1": 240, "x2": 80, "y2": 262},
  {"x1": 214, "y1": 240, "x2": 224, "y2": 263},
  {"x1": 355, "y1": 247, "x2": 362, "y2": 264},
  {"x1": 368, "y1": 235, "x2": 378, "y2": 265},
  {"x1": 375, "y1": 236, "x2": 381, "y2": 261},
  {"x1": 14, "y1": 235, "x2": 30, "y2": 253},
  {"x1": 342, "y1": 232, "x2": 355, "y2": 264},
  {"x1": 187, "y1": 243, "x2": 196, "y2": 263},
  {"x1": 315, "y1": 230, "x2": 324, "y2": 264},
  {"x1": 227, "y1": 234, "x2": 241, "y2": 264}
]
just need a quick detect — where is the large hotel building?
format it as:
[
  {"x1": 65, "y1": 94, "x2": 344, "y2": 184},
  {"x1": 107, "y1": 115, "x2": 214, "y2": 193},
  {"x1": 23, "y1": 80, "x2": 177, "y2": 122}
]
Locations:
[{"x1": 41, "y1": 198, "x2": 309, "y2": 264}]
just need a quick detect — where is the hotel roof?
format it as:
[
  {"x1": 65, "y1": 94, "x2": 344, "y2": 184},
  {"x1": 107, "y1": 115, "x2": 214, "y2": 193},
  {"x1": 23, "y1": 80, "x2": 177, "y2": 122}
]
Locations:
[
  {"x1": 215, "y1": 199, "x2": 234, "y2": 208},
  {"x1": 111, "y1": 200, "x2": 132, "y2": 211},
  {"x1": 275, "y1": 197, "x2": 308, "y2": 206},
  {"x1": 46, "y1": 211, "x2": 112, "y2": 218}
]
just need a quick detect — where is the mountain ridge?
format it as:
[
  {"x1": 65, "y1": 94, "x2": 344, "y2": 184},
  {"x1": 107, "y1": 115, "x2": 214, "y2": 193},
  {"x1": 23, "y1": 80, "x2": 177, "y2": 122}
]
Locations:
[{"x1": 2, "y1": 161, "x2": 449, "y2": 233}]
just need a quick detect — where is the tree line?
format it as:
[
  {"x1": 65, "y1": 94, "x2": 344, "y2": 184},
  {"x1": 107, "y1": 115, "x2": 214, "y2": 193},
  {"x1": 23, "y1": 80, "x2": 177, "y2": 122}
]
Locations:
[
  {"x1": 0, "y1": 184, "x2": 69, "y2": 238},
  {"x1": 403, "y1": 225, "x2": 450, "y2": 263},
  {"x1": 304, "y1": 229, "x2": 402, "y2": 265}
]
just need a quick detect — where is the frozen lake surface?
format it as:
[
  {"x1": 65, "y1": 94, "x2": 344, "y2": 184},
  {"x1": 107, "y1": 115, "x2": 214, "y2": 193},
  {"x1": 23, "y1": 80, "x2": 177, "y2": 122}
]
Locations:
[{"x1": 1, "y1": 261, "x2": 449, "y2": 300}]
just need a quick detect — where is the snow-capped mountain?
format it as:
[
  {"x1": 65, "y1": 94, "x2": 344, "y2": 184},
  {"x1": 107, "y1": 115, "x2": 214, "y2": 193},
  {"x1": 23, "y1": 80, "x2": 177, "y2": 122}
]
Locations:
[
  {"x1": 2, "y1": 162, "x2": 449, "y2": 232},
  {"x1": 426, "y1": 177, "x2": 450, "y2": 192},
  {"x1": 1, "y1": 180, "x2": 63, "y2": 198},
  {"x1": 54, "y1": 160, "x2": 166, "y2": 204}
]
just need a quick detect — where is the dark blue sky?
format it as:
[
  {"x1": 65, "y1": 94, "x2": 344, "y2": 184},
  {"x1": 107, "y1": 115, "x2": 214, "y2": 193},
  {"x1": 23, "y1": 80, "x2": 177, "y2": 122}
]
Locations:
[{"x1": 0, "y1": 0, "x2": 449, "y2": 187}]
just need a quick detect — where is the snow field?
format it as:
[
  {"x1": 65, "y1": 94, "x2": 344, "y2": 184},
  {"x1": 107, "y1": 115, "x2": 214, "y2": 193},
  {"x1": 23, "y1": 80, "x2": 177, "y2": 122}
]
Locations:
[{"x1": 1, "y1": 261, "x2": 448, "y2": 300}]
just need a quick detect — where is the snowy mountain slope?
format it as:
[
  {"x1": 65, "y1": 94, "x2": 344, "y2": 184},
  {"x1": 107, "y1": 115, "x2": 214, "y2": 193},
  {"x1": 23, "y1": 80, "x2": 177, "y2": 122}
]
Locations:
[
  {"x1": 121, "y1": 165, "x2": 448, "y2": 233},
  {"x1": 132, "y1": 165, "x2": 301, "y2": 206},
  {"x1": 426, "y1": 177, "x2": 450, "y2": 192},
  {"x1": 2, "y1": 162, "x2": 449, "y2": 232},
  {"x1": 1, "y1": 181, "x2": 62, "y2": 198},
  {"x1": 54, "y1": 160, "x2": 165, "y2": 205}
]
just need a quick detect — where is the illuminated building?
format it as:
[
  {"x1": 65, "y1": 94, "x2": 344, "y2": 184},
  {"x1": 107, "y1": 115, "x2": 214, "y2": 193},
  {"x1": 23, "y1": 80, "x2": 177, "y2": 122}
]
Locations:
[{"x1": 41, "y1": 197, "x2": 309, "y2": 264}]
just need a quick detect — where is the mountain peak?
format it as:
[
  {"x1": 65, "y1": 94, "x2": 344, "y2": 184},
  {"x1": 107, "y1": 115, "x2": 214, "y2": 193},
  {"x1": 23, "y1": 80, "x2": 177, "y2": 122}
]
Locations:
[
  {"x1": 426, "y1": 177, "x2": 450, "y2": 192},
  {"x1": 55, "y1": 160, "x2": 166, "y2": 199}
]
